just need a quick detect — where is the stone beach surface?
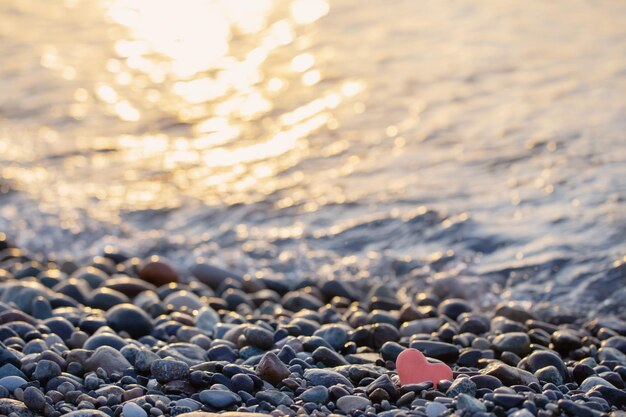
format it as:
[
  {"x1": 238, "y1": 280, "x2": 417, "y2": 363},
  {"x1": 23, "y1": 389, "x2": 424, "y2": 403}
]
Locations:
[{"x1": 1, "y1": 234, "x2": 626, "y2": 417}]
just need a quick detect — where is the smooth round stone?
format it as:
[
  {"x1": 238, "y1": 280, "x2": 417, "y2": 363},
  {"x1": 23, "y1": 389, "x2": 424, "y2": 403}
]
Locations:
[
  {"x1": 190, "y1": 262, "x2": 242, "y2": 290},
  {"x1": 409, "y1": 341, "x2": 460, "y2": 362},
  {"x1": 22, "y1": 386, "x2": 46, "y2": 412},
  {"x1": 300, "y1": 386, "x2": 328, "y2": 404},
  {"x1": 138, "y1": 258, "x2": 179, "y2": 287},
  {"x1": 72, "y1": 266, "x2": 108, "y2": 288},
  {"x1": 438, "y1": 299, "x2": 472, "y2": 320},
  {"x1": 122, "y1": 402, "x2": 148, "y2": 417},
  {"x1": 195, "y1": 307, "x2": 220, "y2": 333},
  {"x1": 598, "y1": 347, "x2": 626, "y2": 364},
  {"x1": 231, "y1": 374, "x2": 255, "y2": 393},
  {"x1": 321, "y1": 280, "x2": 358, "y2": 301},
  {"x1": 87, "y1": 288, "x2": 130, "y2": 311},
  {"x1": 313, "y1": 325, "x2": 349, "y2": 351},
  {"x1": 303, "y1": 369, "x2": 353, "y2": 388},
  {"x1": 31, "y1": 297, "x2": 53, "y2": 320},
  {"x1": 245, "y1": 326, "x2": 274, "y2": 350},
  {"x1": 336, "y1": 395, "x2": 371, "y2": 412},
  {"x1": 84, "y1": 346, "x2": 131, "y2": 375},
  {"x1": 0, "y1": 376, "x2": 27, "y2": 392},
  {"x1": 42, "y1": 317, "x2": 74, "y2": 340},
  {"x1": 52, "y1": 279, "x2": 91, "y2": 304},
  {"x1": 105, "y1": 303, "x2": 153, "y2": 338},
  {"x1": 83, "y1": 333, "x2": 127, "y2": 351},
  {"x1": 163, "y1": 291, "x2": 203, "y2": 311},
  {"x1": 150, "y1": 359, "x2": 190, "y2": 384},
  {"x1": 524, "y1": 351, "x2": 568, "y2": 382},
  {"x1": 535, "y1": 365, "x2": 563, "y2": 385},
  {"x1": 380, "y1": 341, "x2": 405, "y2": 362},
  {"x1": 491, "y1": 317, "x2": 527, "y2": 333},
  {"x1": 426, "y1": 401, "x2": 448, "y2": 417},
  {"x1": 32, "y1": 360, "x2": 61, "y2": 381},
  {"x1": 281, "y1": 292, "x2": 324, "y2": 312},
  {"x1": 102, "y1": 277, "x2": 157, "y2": 298},
  {"x1": 470, "y1": 375, "x2": 502, "y2": 390},
  {"x1": 199, "y1": 390, "x2": 241, "y2": 408},
  {"x1": 207, "y1": 345, "x2": 237, "y2": 362},
  {"x1": 493, "y1": 393, "x2": 524, "y2": 408},
  {"x1": 580, "y1": 376, "x2": 616, "y2": 391},
  {"x1": 603, "y1": 336, "x2": 626, "y2": 354},
  {"x1": 551, "y1": 329, "x2": 582, "y2": 354},
  {"x1": 493, "y1": 332, "x2": 531, "y2": 357}
]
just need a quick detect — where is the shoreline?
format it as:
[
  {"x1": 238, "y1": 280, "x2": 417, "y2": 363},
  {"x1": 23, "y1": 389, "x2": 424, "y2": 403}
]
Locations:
[{"x1": 1, "y1": 233, "x2": 626, "y2": 416}]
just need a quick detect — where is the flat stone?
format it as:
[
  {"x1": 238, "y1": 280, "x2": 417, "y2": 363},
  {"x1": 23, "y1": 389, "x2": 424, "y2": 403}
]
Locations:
[
  {"x1": 300, "y1": 386, "x2": 328, "y2": 403},
  {"x1": 0, "y1": 376, "x2": 27, "y2": 391},
  {"x1": 150, "y1": 359, "x2": 190, "y2": 384},
  {"x1": 336, "y1": 395, "x2": 371, "y2": 412},
  {"x1": 409, "y1": 341, "x2": 459, "y2": 362},
  {"x1": 580, "y1": 376, "x2": 616, "y2": 391},
  {"x1": 256, "y1": 352, "x2": 290, "y2": 385},
  {"x1": 304, "y1": 369, "x2": 353, "y2": 388},
  {"x1": 199, "y1": 390, "x2": 241, "y2": 408},
  {"x1": 493, "y1": 332, "x2": 531, "y2": 357}
]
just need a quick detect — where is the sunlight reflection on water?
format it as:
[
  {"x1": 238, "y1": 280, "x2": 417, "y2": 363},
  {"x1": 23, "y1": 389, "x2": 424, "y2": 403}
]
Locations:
[{"x1": 0, "y1": 0, "x2": 625, "y2": 316}]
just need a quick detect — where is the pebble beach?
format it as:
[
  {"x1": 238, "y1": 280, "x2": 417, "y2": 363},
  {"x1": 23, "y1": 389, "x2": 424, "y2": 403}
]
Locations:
[{"x1": 1, "y1": 233, "x2": 626, "y2": 417}]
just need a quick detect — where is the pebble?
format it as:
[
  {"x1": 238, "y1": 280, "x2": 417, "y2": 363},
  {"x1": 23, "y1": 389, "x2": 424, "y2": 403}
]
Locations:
[
  {"x1": 195, "y1": 307, "x2": 220, "y2": 333},
  {"x1": 84, "y1": 346, "x2": 132, "y2": 375},
  {"x1": 336, "y1": 395, "x2": 371, "y2": 412},
  {"x1": 22, "y1": 386, "x2": 46, "y2": 412},
  {"x1": 106, "y1": 303, "x2": 154, "y2": 338},
  {"x1": 493, "y1": 332, "x2": 531, "y2": 357},
  {"x1": 300, "y1": 386, "x2": 328, "y2": 403},
  {"x1": 303, "y1": 369, "x2": 353, "y2": 388},
  {"x1": 123, "y1": 402, "x2": 148, "y2": 417},
  {"x1": 32, "y1": 359, "x2": 61, "y2": 382},
  {"x1": 425, "y1": 401, "x2": 448, "y2": 417},
  {"x1": 456, "y1": 393, "x2": 487, "y2": 413},
  {"x1": 150, "y1": 359, "x2": 190, "y2": 384},
  {"x1": 446, "y1": 377, "x2": 476, "y2": 397},
  {"x1": 409, "y1": 341, "x2": 459, "y2": 362},
  {"x1": 138, "y1": 258, "x2": 179, "y2": 287},
  {"x1": 0, "y1": 376, "x2": 26, "y2": 392},
  {"x1": 256, "y1": 352, "x2": 290, "y2": 385}
]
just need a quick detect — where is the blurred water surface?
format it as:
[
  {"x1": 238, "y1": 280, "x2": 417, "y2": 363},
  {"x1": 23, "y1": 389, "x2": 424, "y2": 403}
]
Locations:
[{"x1": 1, "y1": 0, "x2": 626, "y2": 316}]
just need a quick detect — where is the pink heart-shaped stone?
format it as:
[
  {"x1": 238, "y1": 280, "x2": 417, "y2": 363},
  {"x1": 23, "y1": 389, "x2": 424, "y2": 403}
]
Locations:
[{"x1": 396, "y1": 348, "x2": 453, "y2": 388}]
